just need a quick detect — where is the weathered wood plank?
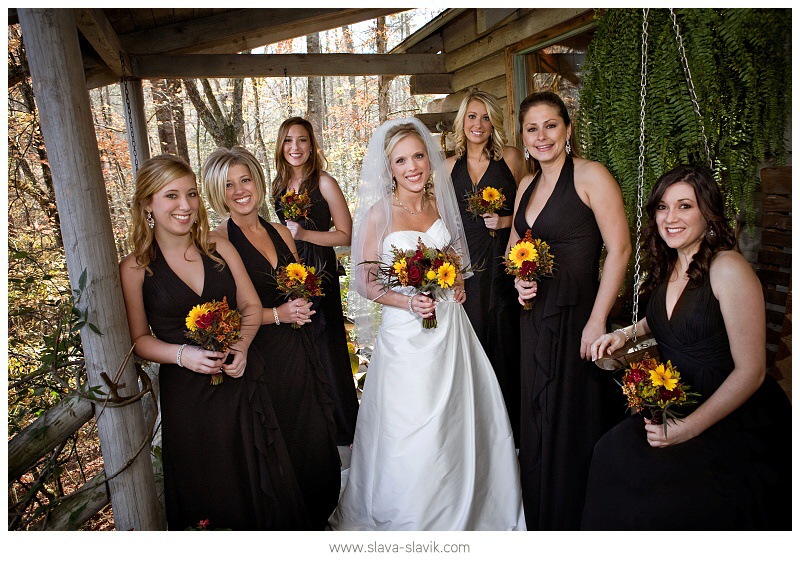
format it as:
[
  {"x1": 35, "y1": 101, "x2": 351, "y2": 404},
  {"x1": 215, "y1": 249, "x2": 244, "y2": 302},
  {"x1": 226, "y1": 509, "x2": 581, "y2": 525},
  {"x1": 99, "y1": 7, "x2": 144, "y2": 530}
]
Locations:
[
  {"x1": 762, "y1": 195, "x2": 792, "y2": 213},
  {"x1": 410, "y1": 74, "x2": 453, "y2": 95},
  {"x1": 476, "y1": 8, "x2": 519, "y2": 35},
  {"x1": 758, "y1": 249, "x2": 792, "y2": 267},
  {"x1": 760, "y1": 166, "x2": 791, "y2": 196},
  {"x1": 761, "y1": 212, "x2": 792, "y2": 231},
  {"x1": 131, "y1": 53, "x2": 446, "y2": 78},
  {"x1": 75, "y1": 8, "x2": 130, "y2": 77},
  {"x1": 758, "y1": 268, "x2": 791, "y2": 287},
  {"x1": 31, "y1": 471, "x2": 110, "y2": 531},
  {"x1": 415, "y1": 111, "x2": 457, "y2": 133},
  {"x1": 8, "y1": 394, "x2": 94, "y2": 483},
  {"x1": 764, "y1": 288, "x2": 789, "y2": 307},
  {"x1": 761, "y1": 230, "x2": 793, "y2": 249},
  {"x1": 451, "y1": 52, "x2": 505, "y2": 92},
  {"x1": 120, "y1": 8, "x2": 403, "y2": 56}
]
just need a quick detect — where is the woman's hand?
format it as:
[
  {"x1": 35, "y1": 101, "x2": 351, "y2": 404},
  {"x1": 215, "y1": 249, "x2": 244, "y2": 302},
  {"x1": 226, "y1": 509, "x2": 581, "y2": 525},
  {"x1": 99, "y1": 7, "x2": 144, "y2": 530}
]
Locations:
[
  {"x1": 222, "y1": 346, "x2": 247, "y2": 378},
  {"x1": 278, "y1": 297, "x2": 315, "y2": 326},
  {"x1": 182, "y1": 346, "x2": 226, "y2": 374},
  {"x1": 285, "y1": 220, "x2": 306, "y2": 241},
  {"x1": 580, "y1": 317, "x2": 607, "y2": 361},
  {"x1": 409, "y1": 293, "x2": 436, "y2": 318},
  {"x1": 590, "y1": 331, "x2": 627, "y2": 362},
  {"x1": 644, "y1": 417, "x2": 696, "y2": 448},
  {"x1": 514, "y1": 278, "x2": 537, "y2": 306},
  {"x1": 453, "y1": 286, "x2": 467, "y2": 304},
  {"x1": 481, "y1": 212, "x2": 500, "y2": 230}
]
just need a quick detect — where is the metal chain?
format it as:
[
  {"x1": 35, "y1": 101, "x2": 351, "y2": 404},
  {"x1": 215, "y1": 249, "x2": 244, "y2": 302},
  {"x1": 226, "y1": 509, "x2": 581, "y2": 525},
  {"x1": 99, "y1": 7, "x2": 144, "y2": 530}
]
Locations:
[
  {"x1": 119, "y1": 51, "x2": 139, "y2": 172},
  {"x1": 631, "y1": 8, "x2": 650, "y2": 342},
  {"x1": 670, "y1": 9, "x2": 712, "y2": 169}
]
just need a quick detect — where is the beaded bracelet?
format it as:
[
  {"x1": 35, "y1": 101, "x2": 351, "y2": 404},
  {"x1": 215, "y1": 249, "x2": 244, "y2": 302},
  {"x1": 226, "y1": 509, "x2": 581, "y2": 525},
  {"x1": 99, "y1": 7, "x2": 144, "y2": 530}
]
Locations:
[
  {"x1": 176, "y1": 344, "x2": 187, "y2": 368},
  {"x1": 407, "y1": 294, "x2": 415, "y2": 315},
  {"x1": 273, "y1": 307, "x2": 280, "y2": 325}
]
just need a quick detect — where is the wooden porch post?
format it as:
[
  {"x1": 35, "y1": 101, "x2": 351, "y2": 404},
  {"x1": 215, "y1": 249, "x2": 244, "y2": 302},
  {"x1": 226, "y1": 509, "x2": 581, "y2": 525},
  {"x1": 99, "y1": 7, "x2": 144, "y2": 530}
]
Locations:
[
  {"x1": 17, "y1": 8, "x2": 161, "y2": 530},
  {"x1": 122, "y1": 78, "x2": 151, "y2": 177}
]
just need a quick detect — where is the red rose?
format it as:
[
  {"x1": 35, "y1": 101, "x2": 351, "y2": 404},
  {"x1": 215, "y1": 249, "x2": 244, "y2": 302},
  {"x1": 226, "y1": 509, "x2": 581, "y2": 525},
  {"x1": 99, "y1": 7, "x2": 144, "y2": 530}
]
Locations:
[
  {"x1": 519, "y1": 261, "x2": 537, "y2": 276},
  {"x1": 659, "y1": 387, "x2": 683, "y2": 401},
  {"x1": 195, "y1": 312, "x2": 214, "y2": 330},
  {"x1": 407, "y1": 265, "x2": 423, "y2": 285},
  {"x1": 433, "y1": 259, "x2": 443, "y2": 268},
  {"x1": 413, "y1": 250, "x2": 425, "y2": 261},
  {"x1": 627, "y1": 368, "x2": 647, "y2": 383}
]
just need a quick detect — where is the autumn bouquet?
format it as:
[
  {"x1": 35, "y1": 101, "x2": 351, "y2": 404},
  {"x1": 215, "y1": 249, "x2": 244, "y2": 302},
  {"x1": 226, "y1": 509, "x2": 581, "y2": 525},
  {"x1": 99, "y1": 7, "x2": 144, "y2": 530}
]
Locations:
[
  {"x1": 280, "y1": 188, "x2": 312, "y2": 222},
  {"x1": 274, "y1": 261, "x2": 325, "y2": 328},
  {"x1": 185, "y1": 296, "x2": 242, "y2": 385},
  {"x1": 619, "y1": 354, "x2": 700, "y2": 436},
  {"x1": 464, "y1": 186, "x2": 506, "y2": 237},
  {"x1": 364, "y1": 237, "x2": 464, "y2": 329},
  {"x1": 504, "y1": 229, "x2": 555, "y2": 310}
]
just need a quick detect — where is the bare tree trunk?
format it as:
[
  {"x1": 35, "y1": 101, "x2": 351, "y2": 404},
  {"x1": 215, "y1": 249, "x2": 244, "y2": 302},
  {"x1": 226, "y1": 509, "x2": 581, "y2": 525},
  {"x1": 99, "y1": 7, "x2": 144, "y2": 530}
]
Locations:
[
  {"x1": 306, "y1": 32, "x2": 325, "y2": 150},
  {"x1": 183, "y1": 77, "x2": 245, "y2": 148},
  {"x1": 152, "y1": 80, "x2": 178, "y2": 154}
]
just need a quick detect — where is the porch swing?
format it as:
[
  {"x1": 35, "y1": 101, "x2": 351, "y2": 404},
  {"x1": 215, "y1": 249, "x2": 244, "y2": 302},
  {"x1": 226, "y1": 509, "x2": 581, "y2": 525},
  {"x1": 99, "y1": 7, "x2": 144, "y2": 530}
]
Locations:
[{"x1": 595, "y1": 8, "x2": 713, "y2": 371}]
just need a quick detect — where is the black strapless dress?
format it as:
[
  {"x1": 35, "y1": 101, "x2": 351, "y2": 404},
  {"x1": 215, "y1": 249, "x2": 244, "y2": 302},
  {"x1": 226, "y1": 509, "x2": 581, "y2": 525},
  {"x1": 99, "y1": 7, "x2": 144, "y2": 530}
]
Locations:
[
  {"x1": 513, "y1": 155, "x2": 617, "y2": 530},
  {"x1": 581, "y1": 276, "x2": 792, "y2": 530},
  {"x1": 142, "y1": 245, "x2": 307, "y2": 530},
  {"x1": 451, "y1": 155, "x2": 521, "y2": 445},
  {"x1": 227, "y1": 217, "x2": 341, "y2": 529},
  {"x1": 275, "y1": 185, "x2": 360, "y2": 445}
]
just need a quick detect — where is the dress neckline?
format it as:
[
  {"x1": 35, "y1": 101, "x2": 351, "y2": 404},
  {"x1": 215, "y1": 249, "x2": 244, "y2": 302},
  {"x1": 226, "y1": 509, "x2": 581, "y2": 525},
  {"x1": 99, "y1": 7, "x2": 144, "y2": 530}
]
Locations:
[
  {"x1": 157, "y1": 242, "x2": 207, "y2": 298},
  {"x1": 388, "y1": 217, "x2": 443, "y2": 237},
  {"x1": 230, "y1": 216, "x2": 279, "y2": 270},
  {"x1": 523, "y1": 156, "x2": 571, "y2": 230}
]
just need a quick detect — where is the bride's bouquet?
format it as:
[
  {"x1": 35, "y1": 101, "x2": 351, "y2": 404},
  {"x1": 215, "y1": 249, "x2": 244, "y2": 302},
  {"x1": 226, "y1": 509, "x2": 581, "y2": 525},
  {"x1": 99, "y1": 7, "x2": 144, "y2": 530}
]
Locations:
[
  {"x1": 274, "y1": 260, "x2": 325, "y2": 328},
  {"x1": 185, "y1": 296, "x2": 242, "y2": 385},
  {"x1": 363, "y1": 238, "x2": 464, "y2": 329},
  {"x1": 504, "y1": 229, "x2": 555, "y2": 310},
  {"x1": 618, "y1": 354, "x2": 699, "y2": 437},
  {"x1": 464, "y1": 186, "x2": 506, "y2": 237}
]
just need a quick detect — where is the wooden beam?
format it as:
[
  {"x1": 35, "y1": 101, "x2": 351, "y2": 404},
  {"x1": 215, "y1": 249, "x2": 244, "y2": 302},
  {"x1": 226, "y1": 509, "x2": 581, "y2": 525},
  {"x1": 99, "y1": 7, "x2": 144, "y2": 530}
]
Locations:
[
  {"x1": 451, "y1": 52, "x2": 505, "y2": 92},
  {"x1": 75, "y1": 8, "x2": 130, "y2": 78},
  {"x1": 410, "y1": 74, "x2": 453, "y2": 95},
  {"x1": 415, "y1": 111, "x2": 457, "y2": 133},
  {"x1": 120, "y1": 8, "x2": 404, "y2": 55},
  {"x1": 131, "y1": 53, "x2": 446, "y2": 79},
  {"x1": 31, "y1": 471, "x2": 110, "y2": 531},
  {"x1": 17, "y1": 8, "x2": 161, "y2": 531}
]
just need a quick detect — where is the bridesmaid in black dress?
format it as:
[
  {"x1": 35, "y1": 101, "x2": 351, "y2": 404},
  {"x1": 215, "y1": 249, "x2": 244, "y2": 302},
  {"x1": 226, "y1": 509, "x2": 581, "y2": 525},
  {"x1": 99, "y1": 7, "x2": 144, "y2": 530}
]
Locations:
[
  {"x1": 203, "y1": 146, "x2": 341, "y2": 530},
  {"x1": 584, "y1": 165, "x2": 791, "y2": 530},
  {"x1": 510, "y1": 92, "x2": 631, "y2": 529},
  {"x1": 444, "y1": 90, "x2": 527, "y2": 444},
  {"x1": 120, "y1": 155, "x2": 307, "y2": 530},
  {"x1": 271, "y1": 117, "x2": 359, "y2": 449}
]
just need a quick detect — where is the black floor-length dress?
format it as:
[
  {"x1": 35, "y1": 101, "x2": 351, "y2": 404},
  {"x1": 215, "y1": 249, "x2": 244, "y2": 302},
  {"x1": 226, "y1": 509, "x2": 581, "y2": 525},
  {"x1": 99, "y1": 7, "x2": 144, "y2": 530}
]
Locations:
[
  {"x1": 275, "y1": 185, "x2": 360, "y2": 445},
  {"x1": 513, "y1": 155, "x2": 614, "y2": 530},
  {"x1": 143, "y1": 245, "x2": 308, "y2": 530},
  {"x1": 581, "y1": 276, "x2": 792, "y2": 530},
  {"x1": 227, "y1": 217, "x2": 341, "y2": 529},
  {"x1": 452, "y1": 155, "x2": 521, "y2": 445}
]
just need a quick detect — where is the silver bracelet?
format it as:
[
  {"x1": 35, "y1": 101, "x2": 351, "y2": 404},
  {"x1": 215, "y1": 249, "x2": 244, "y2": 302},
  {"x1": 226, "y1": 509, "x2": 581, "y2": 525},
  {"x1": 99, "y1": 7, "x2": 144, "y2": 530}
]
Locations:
[
  {"x1": 176, "y1": 344, "x2": 187, "y2": 368},
  {"x1": 273, "y1": 307, "x2": 280, "y2": 325},
  {"x1": 614, "y1": 327, "x2": 629, "y2": 342},
  {"x1": 371, "y1": 288, "x2": 390, "y2": 302},
  {"x1": 407, "y1": 294, "x2": 415, "y2": 315}
]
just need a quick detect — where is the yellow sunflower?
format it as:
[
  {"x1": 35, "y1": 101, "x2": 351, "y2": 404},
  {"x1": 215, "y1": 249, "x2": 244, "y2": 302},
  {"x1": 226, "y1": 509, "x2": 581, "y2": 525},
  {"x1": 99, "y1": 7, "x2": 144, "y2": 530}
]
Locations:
[
  {"x1": 649, "y1": 361, "x2": 680, "y2": 391},
  {"x1": 286, "y1": 263, "x2": 308, "y2": 282},
  {"x1": 482, "y1": 187, "x2": 502, "y2": 203},
  {"x1": 393, "y1": 257, "x2": 407, "y2": 275},
  {"x1": 436, "y1": 262, "x2": 457, "y2": 288},
  {"x1": 509, "y1": 241, "x2": 538, "y2": 268},
  {"x1": 185, "y1": 304, "x2": 210, "y2": 331}
]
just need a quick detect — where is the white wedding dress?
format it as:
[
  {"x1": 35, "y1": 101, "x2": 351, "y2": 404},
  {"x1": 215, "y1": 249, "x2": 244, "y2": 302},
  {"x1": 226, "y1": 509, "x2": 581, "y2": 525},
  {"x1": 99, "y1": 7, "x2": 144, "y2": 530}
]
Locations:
[{"x1": 328, "y1": 219, "x2": 526, "y2": 531}]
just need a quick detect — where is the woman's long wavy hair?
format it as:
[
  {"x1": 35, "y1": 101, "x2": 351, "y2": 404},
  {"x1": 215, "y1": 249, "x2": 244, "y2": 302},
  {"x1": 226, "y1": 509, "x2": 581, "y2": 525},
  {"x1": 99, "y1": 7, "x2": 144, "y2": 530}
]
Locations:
[
  {"x1": 203, "y1": 145, "x2": 267, "y2": 217},
  {"x1": 641, "y1": 165, "x2": 737, "y2": 294},
  {"x1": 271, "y1": 116, "x2": 327, "y2": 202},
  {"x1": 129, "y1": 154, "x2": 220, "y2": 274},
  {"x1": 518, "y1": 91, "x2": 580, "y2": 173},
  {"x1": 452, "y1": 90, "x2": 508, "y2": 161}
]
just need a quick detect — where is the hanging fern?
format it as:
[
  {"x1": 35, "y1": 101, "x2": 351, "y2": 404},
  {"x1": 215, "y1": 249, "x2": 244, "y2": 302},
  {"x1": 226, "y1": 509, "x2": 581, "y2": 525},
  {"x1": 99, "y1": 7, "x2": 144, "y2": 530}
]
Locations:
[{"x1": 577, "y1": 8, "x2": 790, "y2": 225}]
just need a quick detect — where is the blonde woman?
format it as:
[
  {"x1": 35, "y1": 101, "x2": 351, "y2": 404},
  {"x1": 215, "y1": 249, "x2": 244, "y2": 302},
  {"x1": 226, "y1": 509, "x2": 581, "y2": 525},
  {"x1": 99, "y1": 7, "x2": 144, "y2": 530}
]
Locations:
[
  {"x1": 203, "y1": 145, "x2": 341, "y2": 530},
  {"x1": 119, "y1": 155, "x2": 306, "y2": 530},
  {"x1": 271, "y1": 117, "x2": 359, "y2": 448},
  {"x1": 444, "y1": 90, "x2": 527, "y2": 444}
]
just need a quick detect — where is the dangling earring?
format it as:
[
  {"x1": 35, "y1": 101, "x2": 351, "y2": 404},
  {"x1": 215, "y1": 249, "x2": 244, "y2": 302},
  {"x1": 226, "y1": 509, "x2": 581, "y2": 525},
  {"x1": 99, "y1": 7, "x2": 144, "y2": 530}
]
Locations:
[
  {"x1": 565, "y1": 139, "x2": 572, "y2": 155},
  {"x1": 147, "y1": 211, "x2": 154, "y2": 229},
  {"x1": 391, "y1": 177, "x2": 397, "y2": 192},
  {"x1": 424, "y1": 176, "x2": 434, "y2": 196},
  {"x1": 708, "y1": 226, "x2": 715, "y2": 238},
  {"x1": 524, "y1": 147, "x2": 530, "y2": 161}
]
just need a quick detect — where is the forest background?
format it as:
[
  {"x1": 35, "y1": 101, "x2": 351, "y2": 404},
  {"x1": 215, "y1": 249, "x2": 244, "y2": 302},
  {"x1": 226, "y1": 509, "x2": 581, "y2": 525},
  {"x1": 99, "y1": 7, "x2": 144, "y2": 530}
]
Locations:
[{"x1": 6, "y1": 9, "x2": 444, "y2": 530}]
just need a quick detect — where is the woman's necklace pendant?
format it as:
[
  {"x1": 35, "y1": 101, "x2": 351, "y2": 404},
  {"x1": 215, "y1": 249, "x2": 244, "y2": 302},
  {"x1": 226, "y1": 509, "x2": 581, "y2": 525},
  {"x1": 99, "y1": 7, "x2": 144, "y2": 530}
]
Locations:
[{"x1": 394, "y1": 192, "x2": 425, "y2": 215}]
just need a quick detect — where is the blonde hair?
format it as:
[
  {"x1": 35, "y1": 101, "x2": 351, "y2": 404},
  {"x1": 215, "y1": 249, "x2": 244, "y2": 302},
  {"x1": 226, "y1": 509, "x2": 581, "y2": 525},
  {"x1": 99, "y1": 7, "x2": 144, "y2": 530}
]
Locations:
[
  {"x1": 383, "y1": 123, "x2": 434, "y2": 198},
  {"x1": 129, "y1": 154, "x2": 219, "y2": 274},
  {"x1": 271, "y1": 117, "x2": 327, "y2": 201},
  {"x1": 452, "y1": 90, "x2": 507, "y2": 161},
  {"x1": 202, "y1": 146, "x2": 266, "y2": 216}
]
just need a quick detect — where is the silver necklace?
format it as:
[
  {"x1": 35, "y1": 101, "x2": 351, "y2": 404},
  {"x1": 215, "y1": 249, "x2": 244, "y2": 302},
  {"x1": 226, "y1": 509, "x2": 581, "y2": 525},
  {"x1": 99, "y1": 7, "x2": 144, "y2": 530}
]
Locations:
[{"x1": 394, "y1": 192, "x2": 425, "y2": 215}]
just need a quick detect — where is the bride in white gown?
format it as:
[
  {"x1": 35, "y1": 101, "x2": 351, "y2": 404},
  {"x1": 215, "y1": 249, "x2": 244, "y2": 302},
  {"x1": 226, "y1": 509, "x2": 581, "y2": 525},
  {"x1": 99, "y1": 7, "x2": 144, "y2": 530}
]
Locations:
[{"x1": 328, "y1": 118, "x2": 525, "y2": 531}]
